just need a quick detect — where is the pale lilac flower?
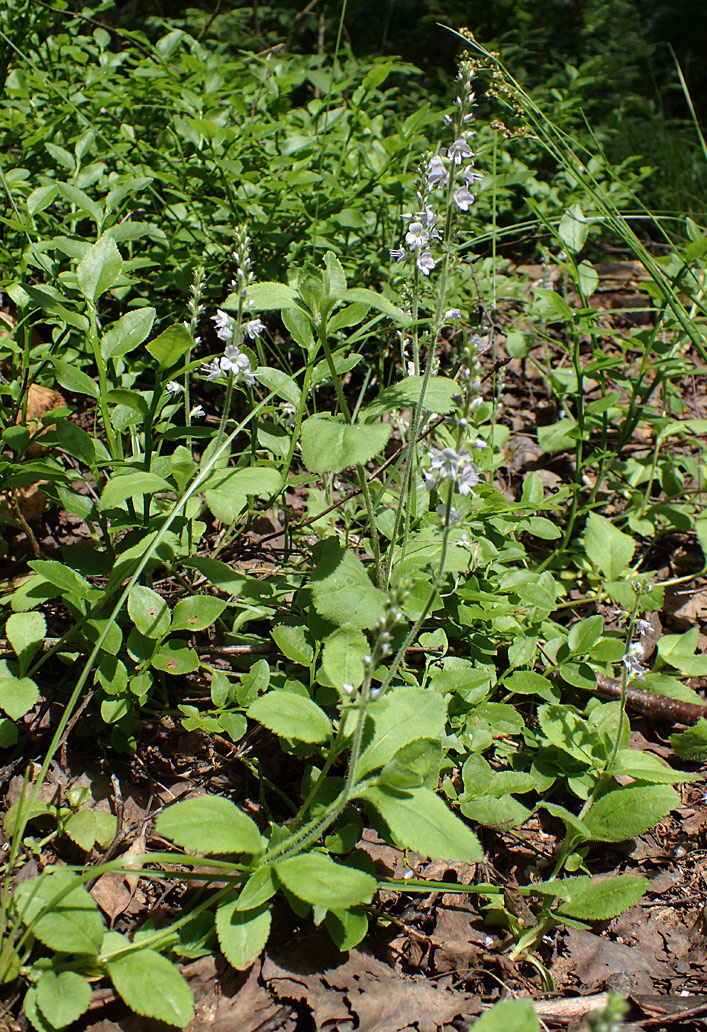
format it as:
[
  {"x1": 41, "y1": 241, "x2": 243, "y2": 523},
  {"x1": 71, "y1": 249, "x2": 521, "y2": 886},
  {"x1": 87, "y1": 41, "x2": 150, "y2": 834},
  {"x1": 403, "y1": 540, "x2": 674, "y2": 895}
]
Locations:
[
  {"x1": 406, "y1": 360, "x2": 416, "y2": 377},
  {"x1": 458, "y1": 463, "x2": 480, "y2": 495},
  {"x1": 282, "y1": 403, "x2": 297, "y2": 426},
  {"x1": 463, "y1": 166, "x2": 484, "y2": 185},
  {"x1": 427, "y1": 155, "x2": 448, "y2": 186},
  {"x1": 166, "y1": 381, "x2": 182, "y2": 394},
  {"x1": 246, "y1": 318, "x2": 265, "y2": 339},
  {"x1": 417, "y1": 204, "x2": 438, "y2": 227},
  {"x1": 448, "y1": 137, "x2": 474, "y2": 164},
  {"x1": 454, "y1": 186, "x2": 475, "y2": 211},
  {"x1": 190, "y1": 404, "x2": 205, "y2": 419},
  {"x1": 405, "y1": 221, "x2": 428, "y2": 249},
  {"x1": 424, "y1": 446, "x2": 479, "y2": 496},
  {"x1": 444, "y1": 309, "x2": 462, "y2": 321},
  {"x1": 202, "y1": 357, "x2": 222, "y2": 381},
  {"x1": 622, "y1": 641, "x2": 647, "y2": 680},
  {"x1": 342, "y1": 683, "x2": 355, "y2": 696},
  {"x1": 390, "y1": 247, "x2": 407, "y2": 263},
  {"x1": 636, "y1": 618, "x2": 652, "y2": 636},
  {"x1": 220, "y1": 344, "x2": 242, "y2": 374},
  {"x1": 370, "y1": 687, "x2": 381, "y2": 699},
  {"x1": 212, "y1": 309, "x2": 233, "y2": 340},
  {"x1": 437, "y1": 503, "x2": 460, "y2": 523},
  {"x1": 416, "y1": 251, "x2": 436, "y2": 276}
]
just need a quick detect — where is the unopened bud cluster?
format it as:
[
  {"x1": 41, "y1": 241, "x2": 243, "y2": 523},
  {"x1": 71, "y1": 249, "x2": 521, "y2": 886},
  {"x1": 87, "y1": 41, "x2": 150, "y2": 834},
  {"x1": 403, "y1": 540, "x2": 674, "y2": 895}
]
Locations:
[{"x1": 341, "y1": 586, "x2": 408, "y2": 701}]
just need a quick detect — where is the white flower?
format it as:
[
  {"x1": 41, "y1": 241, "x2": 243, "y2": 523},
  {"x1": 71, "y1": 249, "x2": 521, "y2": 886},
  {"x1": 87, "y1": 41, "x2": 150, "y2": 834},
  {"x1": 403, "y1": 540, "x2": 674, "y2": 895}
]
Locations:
[
  {"x1": 458, "y1": 462, "x2": 480, "y2": 495},
  {"x1": 342, "y1": 683, "x2": 355, "y2": 695},
  {"x1": 453, "y1": 186, "x2": 475, "y2": 211},
  {"x1": 448, "y1": 137, "x2": 474, "y2": 164},
  {"x1": 427, "y1": 154, "x2": 448, "y2": 186},
  {"x1": 390, "y1": 247, "x2": 407, "y2": 262},
  {"x1": 246, "y1": 318, "x2": 265, "y2": 339},
  {"x1": 636, "y1": 618, "x2": 652, "y2": 636},
  {"x1": 416, "y1": 250, "x2": 436, "y2": 276},
  {"x1": 190, "y1": 404, "x2": 205, "y2": 418},
  {"x1": 444, "y1": 308, "x2": 462, "y2": 321},
  {"x1": 212, "y1": 309, "x2": 233, "y2": 340},
  {"x1": 166, "y1": 381, "x2": 182, "y2": 394},
  {"x1": 405, "y1": 221, "x2": 429, "y2": 249},
  {"x1": 622, "y1": 641, "x2": 647, "y2": 680},
  {"x1": 463, "y1": 166, "x2": 483, "y2": 184},
  {"x1": 202, "y1": 357, "x2": 222, "y2": 381},
  {"x1": 220, "y1": 344, "x2": 242, "y2": 374}
]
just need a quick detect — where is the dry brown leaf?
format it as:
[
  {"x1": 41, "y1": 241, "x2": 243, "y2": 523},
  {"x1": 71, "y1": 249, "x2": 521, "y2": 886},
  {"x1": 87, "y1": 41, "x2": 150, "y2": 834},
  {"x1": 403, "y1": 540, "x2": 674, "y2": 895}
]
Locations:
[
  {"x1": 19, "y1": 383, "x2": 65, "y2": 456},
  {"x1": 91, "y1": 834, "x2": 146, "y2": 922}
]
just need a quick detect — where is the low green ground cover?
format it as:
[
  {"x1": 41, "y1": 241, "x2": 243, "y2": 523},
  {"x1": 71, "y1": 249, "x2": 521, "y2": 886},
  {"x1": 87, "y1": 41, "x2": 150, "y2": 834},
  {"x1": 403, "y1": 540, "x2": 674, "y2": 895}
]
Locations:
[{"x1": 0, "y1": 7, "x2": 706, "y2": 1029}]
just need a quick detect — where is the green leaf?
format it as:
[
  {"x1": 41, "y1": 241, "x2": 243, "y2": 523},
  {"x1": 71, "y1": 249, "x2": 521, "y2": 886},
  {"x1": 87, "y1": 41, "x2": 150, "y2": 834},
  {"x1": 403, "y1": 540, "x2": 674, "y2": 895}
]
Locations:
[
  {"x1": 247, "y1": 690, "x2": 331, "y2": 744},
  {"x1": 577, "y1": 260, "x2": 599, "y2": 297},
  {"x1": 460, "y1": 795, "x2": 532, "y2": 828},
  {"x1": 301, "y1": 415, "x2": 390, "y2": 473},
  {"x1": 363, "y1": 376, "x2": 457, "y2": 420},
  {"x1": 103, "y1": 931, "x2": 194, "y2": 1028},
  {"x1": 611, "y1": 749, "x2": 697, "y2": 783},
  {"x1": 14, "y1": 870, "x2": 104, "y2": 954},
  {"x1": 64, "y1": 808, "x2": 117, "y2": 851},
  {"x1": 583, "y1": 513, "x2": 635, "y2": 580},
  {"x1": 558, "y1": 203, "x2": 589, "y2": 254},
  {"x1": 102, "y1": 307, "x2": 156, "y2": 361},
  {"x1": 29, "y1": 560, "x2": 98, "y2": 601},
  {"x1": 537, "y1": 417, "x2": 578, "y2": 453},
  {"x1": 567, "y1": 615, "x2": 604, "y2": 655},
  {"x1": 171, "y1": 596, "x2": 226, "y2": 633},
  {"x1": 323, "y1": 251, "x2": 347, "y2": 301},
  {"x1": 671, "y1": 718, "x2": 707, "y2": 761},
  {"x1": 310, "y1": 541, "x2": 386, "y2": 629},
  {"x1": 657, "y1": 628, "x2": 707, "y2": 676},
  {"x1": 319, "y1": 626, "x2": 368, "y2": 689},
  {"x1": 203, "y1": 466, "x2": 282, "y2": 524},
  {"x1": 472, "y1": 998, "x2": 539, "y2": 1031},
  {"x1": 145, "y1": 324, "x2": 194, "y2": 367},
  {"x1": 584, "y1": 784, "x2": 679, "y2": 841},
  {"x1": 215, "y1": 895, "x2": 271, "y2": 970},
  {"x1": 272, "y1": 624, "x2": 314, "y2": 667},
  {"x1": 0, "y1": 675, "x2": 39, "y2": 720},
  {"x1": 555, "y1": 874, "x2": 649, "y2": 920},
  {"x1": 255, "y1": 367, "x2": 301, "y2": 405},
  {"x1": 99, "y1": 472, "x2": 173, "y2": 511},
  {"x1": 127, "y1": 585, "x2": 171, "y2": 638},
  {"x1": 246, "y1": 281, "x2": 299, "y2": 311},
  {"x1": 55, "y1": 420, "x2": 95, "y2": 466},
  {"x1": 155, "y1": 796, "x2": 262, "y2": 855},
  {"x1": 77, "y1": 236, "x2": 123, "y2": 301},
  {"x1": 361, "y1": 784, "x2": 482, "y2": 863},
  {"x1": 325, "y1": 907, "x2": 369, "y2": 951},
  {"x1": 342, "y1": 287, "x2": 410, "y2": 326},
  {"x1": 36, "y1": 970, "x2": 92, "y2": 1028},
  {"x1": 503, "y1": 670, "x2": 557, "y2": 703},
  {"x1": 52, "y1": 358, "x2": 99, "y2": 398},
  {"x1": 357, "y1": 685, "x2": 447, "y2": 778},
  {"x1": 5, "y1": 611, "x2": 46, "y2": 674},
  {"x1": 275, "y1": 853, "x2": 377, "y2": 908},
  {"x1": 235, "y1": 867, "x2": 279, "y2": 911},
  {"x1": 151, "y1": 640, "x2": 200, "y2": 675}
]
